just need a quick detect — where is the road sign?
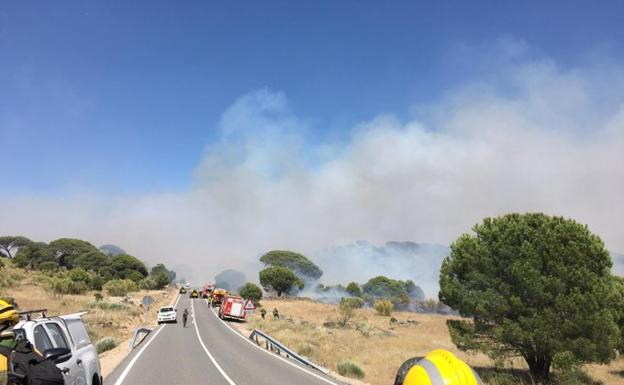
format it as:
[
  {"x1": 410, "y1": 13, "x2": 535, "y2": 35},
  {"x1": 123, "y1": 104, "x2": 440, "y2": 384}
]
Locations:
[
  {"x1": 142, "y1": 295, "x2": 154, "y2": 309},
  {"x1": 244, "y1": 299, "x2": 255, "y2": 311}
]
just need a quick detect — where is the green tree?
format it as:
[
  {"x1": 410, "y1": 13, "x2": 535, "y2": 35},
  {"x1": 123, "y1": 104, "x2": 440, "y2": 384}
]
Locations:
[
  {"x1": 259, "y1": 250, "x2": 323, "y2": 280},
  {"x1": 362, "y1": 276, "x2": 418, "y2": 307},
  {"x1": 439, "y1": 213, "x2": 622, "y2": 381},
  {"x1": 346, "y1": 282, "x2": 362, "y2": 297},
  {"x1": 239, "y1": 283, "x2": 263, "y2": 303},
  {"x1": 150, "y1": 263, "x2": 176, "y2": 282},
  {"x1": 13, "y1": 242, "x2": 54, "y2": 269},
  {"x1": 49, "y1": 238, "x2": 101, "y2": 268},
  {"x1": 153, "y1": 272, "x2": 170, "y2": 289},
  {"x1": 0, "y1": 236, "x2": 32, "y2": 258},
  {"x1": 110, "y1": 254, "x2": 148, "y2": 277},
  {"x1": 259, "y1": 266, "x2": 299, "y2": 297}
]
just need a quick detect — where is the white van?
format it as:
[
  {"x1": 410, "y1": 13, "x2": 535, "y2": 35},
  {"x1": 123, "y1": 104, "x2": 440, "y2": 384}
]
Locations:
[{"x1": 15, "y1": 312, "x2": 102, "y2": 385}]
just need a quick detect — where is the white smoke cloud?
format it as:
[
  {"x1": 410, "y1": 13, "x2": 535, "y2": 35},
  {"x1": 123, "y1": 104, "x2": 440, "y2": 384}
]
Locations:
[{"x1": 2, "y1": 49, "x2": 624, "y2": 289}]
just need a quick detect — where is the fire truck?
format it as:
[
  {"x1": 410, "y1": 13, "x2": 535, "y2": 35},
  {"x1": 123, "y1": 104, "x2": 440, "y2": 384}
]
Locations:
[
  {"x1": 210, "y1": 288, "x2": 227, "y2": 307},
  {"x1": 218, "y1": 295, "x2": 246, "y2": 321}
]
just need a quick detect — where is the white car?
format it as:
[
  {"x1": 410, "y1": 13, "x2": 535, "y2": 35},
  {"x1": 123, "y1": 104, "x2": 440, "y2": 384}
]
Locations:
[
  {"x1": 157, "y1": 306, "x2": 177, "y2": 324},
  {"x1": 15, "y1": 312, "x2": 102, "y2": 385}
]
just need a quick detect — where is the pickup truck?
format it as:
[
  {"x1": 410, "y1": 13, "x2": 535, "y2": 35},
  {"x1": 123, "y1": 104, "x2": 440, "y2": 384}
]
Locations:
[{"x1": 15, "y1": 312, "x2": 102, "y2": 385}]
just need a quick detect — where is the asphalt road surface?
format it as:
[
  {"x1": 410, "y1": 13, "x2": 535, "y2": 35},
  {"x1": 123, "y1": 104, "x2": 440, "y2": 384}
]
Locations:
[{"x1": 105, "y1": 294, "x2": 347, "y2": 385}]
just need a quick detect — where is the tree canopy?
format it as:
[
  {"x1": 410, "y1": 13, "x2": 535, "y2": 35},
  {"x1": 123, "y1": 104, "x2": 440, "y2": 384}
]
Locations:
[
  {"x1": 150, "y1": 263, "x2": 176, "y2": 282},
  {"x1": 259, "y1": 250, "x2": 323, "y2": 280},
  {"x1": 259, "y1": 266, "x2": 302, "y2": 297},
  {"x1": 439, "y1": 213, "x2": 622, "y2": 380},
  {"x1": 239, "y1": 282, "x2": 263, "y2": 303},
  {"x1": 0, "y1": 236, "x2": 32, "y2": 258},
  {"x1": 362, "y1": 276, "x2": 424, "y2": 306}
]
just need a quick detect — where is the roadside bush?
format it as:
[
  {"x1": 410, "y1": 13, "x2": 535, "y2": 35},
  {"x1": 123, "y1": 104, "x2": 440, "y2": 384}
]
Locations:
[
  {"x1": 0, "y1": 270, "x2": 17, "y2": 288},
  {"x1": 38, "y1": 261, "x2": 59, "y2": 273},
  {"x1": 49, "y1": 277, "x2": 89, "y2": 295},
  {"x1": 336, "y1": 361, "x2": 365, "y2": 379},
  {"x1": 103, "y1": 279, "x2": 138, "y2": 297},
  {"x1": 90, "y1": 275, "x2": 104, "y2": 291},
  {"x1": 138, "y1": 278, "x2": 156, "y2": 290},
  {"x1": 96, "y1": 337, "x2": 118, "y2": 354},
  {"x1": 374, "y1": 299, "x2": 393, "y2": 316},
  {"x1": 68, "y1": 268, "x2": 91, "y2": 283},
  {"x1": 87, "y1": 301, "x2": 128, "y2": 311},
  {"x1": 340, "y1": 297, "x2": 364, "y2": 309}
]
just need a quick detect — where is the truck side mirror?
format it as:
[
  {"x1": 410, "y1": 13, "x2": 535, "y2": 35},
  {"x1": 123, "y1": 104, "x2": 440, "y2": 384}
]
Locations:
[{"x1": 44, "y1": 347, "x2": 72, "y2": 364}]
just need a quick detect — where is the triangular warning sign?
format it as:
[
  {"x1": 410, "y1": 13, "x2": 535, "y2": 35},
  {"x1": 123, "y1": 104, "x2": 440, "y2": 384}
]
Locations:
[{"x1": 243, "y1": 299, "x2": 255, "y2": 310}]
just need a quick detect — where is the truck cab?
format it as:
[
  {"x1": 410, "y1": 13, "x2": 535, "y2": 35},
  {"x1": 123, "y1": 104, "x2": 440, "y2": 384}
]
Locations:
[{"x1": 15, "y1": 312, "x2": 102, "y2": 385}]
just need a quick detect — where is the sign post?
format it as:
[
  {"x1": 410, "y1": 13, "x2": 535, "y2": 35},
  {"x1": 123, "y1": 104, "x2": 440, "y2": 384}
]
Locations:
[
  {"x1": 142, "y1": 295, "x2": 155, "y2": 325},
  {"x1": 244, "y1": 299, "x2": 255, "y2": 315}
]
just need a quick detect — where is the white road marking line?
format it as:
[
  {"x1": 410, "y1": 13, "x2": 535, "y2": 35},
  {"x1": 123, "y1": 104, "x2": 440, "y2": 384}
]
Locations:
[
  {"x1": 191, "y1": 300, "x2": 237, "y2": 385},
  {"x1": 113, "y1": 293, "x2": 181, "y2": 385},
  {"x1": 209, "y1": 307, "x2": 342, "y2": 385}
]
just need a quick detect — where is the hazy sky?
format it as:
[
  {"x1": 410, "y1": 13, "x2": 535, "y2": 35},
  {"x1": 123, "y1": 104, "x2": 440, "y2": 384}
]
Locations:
[{"x1": 1, "y1": 1, "x2": 623, "y2": 281}]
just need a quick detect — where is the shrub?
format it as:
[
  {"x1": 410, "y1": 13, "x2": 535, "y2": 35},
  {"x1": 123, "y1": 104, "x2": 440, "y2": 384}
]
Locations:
[
  {"x1": 87, "y1": 301, "x2": 128, "y2": 311},
  {"x1": 346, "y1": 282, "x2": 362, "y2": 297},
  {"x1": 0, "y1": 259, "x2": 4, "y2": 269},
  {"x1": 336, "y1": 361, "x2": 365, "y2": 379},
  {"x1": 90, "y1": 275, "x2": 104, "y2": 291},
  {"x1": 340, "y1": 297, "x2": 364, "y2": 309},
  {"x1": 68, "y1": 268, "x2": 91, "y2": 283},
  {"x1": 94, "y1": 292, "x2": 103, "y2": 302},
  {"x1": 103, "y1": 279, "x2": 138, "y2": 297},
  {"x1": 38, "y1": 261, "x2": 59, "y2": 272},
  {"x1": 50, "y1": 277, "x2": 88, "y2": 295},
  {"x1": 374, "y1": 299, "x2": 393, "y2": 316},
  {"x1": 138, "y1": 278, "x2": 156, "y2": 290},
  {"x1": 96, "y1": 337, "x2": 118, "y2": 354}
]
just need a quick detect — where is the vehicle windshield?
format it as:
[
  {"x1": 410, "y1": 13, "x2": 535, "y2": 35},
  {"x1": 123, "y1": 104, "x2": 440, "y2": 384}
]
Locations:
[{"x1": 160, "y1": 307, "x2": 174, "y2": 313}]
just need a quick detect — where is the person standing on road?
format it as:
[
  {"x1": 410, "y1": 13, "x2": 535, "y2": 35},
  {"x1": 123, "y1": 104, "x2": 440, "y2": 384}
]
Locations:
[{"x1": 182, "y1": 308, "x2": 189, "y2": 328}]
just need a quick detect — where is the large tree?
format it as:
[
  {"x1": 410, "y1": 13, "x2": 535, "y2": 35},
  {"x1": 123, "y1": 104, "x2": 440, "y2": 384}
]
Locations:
[
  {"x1": 259, "y1": 266, "x2": 301, "y2": 297},
  {"x1": 110, "y1": 254, "x2": 148, "y2": 278},
  {"x1": 13, "y1": 242, "x2": 54, "y2": 269},
  {"x1": 259, "y1": 250, "x2": 323, "y2": 280},
  {"x1": 0, "y1": 236, "x2": 32, "y2": 258},
  {"x1": 439, "y1": 213, "x2": 622, "y2": 381},
  {"x1": 150, "y1": 263, "x2": 176, "y2": 282},
  {"x1": 49, "y1": 238, "x2": 103, "y2": 269}
]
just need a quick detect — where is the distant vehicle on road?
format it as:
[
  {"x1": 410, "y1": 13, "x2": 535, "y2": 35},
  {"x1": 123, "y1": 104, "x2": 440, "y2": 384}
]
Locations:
[
  {"x1": 157, "y1": 307, "x2": 177, "y2": 324},
  {"x1": 201, "y1": 283, "x2": 214, "y2": 298},
  {"x1": 218, "y1": 296, "x2": 246, "y2": 321},
  {"x1": 190, "y1": 290, "x2": 199, "y2": 299},
  {"x1": 15, "y1": 311, "x2": 103, "y2": 385},
  {"x1": 179, "y1": 287, "x2": 187, "y2": 294}
]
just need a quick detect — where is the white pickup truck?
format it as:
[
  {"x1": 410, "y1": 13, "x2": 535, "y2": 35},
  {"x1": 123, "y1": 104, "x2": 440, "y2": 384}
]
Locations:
[{"x1": 15, "y1": 312, "x2": 102, "y2": 385}]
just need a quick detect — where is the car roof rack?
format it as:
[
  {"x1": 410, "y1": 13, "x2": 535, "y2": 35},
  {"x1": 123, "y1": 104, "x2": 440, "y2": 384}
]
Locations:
[{"x1": 17, "y1": 309, "x2": 48, "y2": 321}]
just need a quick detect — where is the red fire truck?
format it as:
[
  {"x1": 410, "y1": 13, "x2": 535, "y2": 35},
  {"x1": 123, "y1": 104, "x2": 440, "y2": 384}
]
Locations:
[
  {"x1": 218, "y1": 295, "x2": 246, "y2": 321},
  {"x1": 201, "y1": 283, "x2": 215, "y2": 299}
]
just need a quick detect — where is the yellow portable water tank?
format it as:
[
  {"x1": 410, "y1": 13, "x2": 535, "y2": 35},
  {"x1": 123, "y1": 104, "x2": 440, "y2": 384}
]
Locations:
[{"x1": 399, "y1": 350, "x2": 482, "y2": 385}]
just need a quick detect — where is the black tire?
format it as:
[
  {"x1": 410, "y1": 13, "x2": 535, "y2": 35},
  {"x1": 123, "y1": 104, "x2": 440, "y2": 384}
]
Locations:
[{"x1": 92, "y1": 374, "x2": 101, "y2": 385}]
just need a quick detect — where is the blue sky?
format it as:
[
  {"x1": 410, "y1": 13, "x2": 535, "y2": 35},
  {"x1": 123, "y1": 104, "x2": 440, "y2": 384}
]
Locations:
[{"x1": 1, "y1": 0, "x2": 624, "y2": 195}]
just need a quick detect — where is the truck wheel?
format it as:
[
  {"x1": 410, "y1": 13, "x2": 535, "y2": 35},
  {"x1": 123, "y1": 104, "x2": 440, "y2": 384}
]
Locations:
[{"x1": 92, "y1": 374, "x2": 101, "y2": 385}]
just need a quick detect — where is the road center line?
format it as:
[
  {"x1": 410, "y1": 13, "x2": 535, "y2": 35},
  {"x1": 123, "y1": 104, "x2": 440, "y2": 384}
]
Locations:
[
  {"x1": 112, "y1": 294, "x2": 181, "y2": 385},
  {"x1": 208, "y1": 306, "x2": 342, "y2": 385},
  {"x1": 191, "y1": 300, "x2": 238, "y2": 385}
]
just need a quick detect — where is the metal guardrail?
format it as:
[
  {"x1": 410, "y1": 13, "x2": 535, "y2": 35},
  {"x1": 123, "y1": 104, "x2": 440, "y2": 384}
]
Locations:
[
  {"x1": 129, "y1": 327, "x2": 152, "y2": 350},
  {"x1": 249, "y1": 329, "x2": 328, "y2": 374}
]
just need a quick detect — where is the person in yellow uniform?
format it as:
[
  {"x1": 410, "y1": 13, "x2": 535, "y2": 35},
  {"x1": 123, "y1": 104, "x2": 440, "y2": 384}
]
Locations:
[
  {"x1": 394, "y1": 349, "x2": 483, "y2": 385},
  {"x1": 0, "y1": 299, "x2": 21, "y2": 385},
  {"x1": 0, "y1": 299, "x2": 64, "y2": 385}
]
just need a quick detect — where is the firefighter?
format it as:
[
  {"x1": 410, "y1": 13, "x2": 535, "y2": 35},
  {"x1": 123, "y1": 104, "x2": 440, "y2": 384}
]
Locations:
[
  {"x1": 393, "y1": 349, "x2": 482, "y2": 385},
  {"x1": 0, "y1": 299, "x2": 64, "y2": 385},
  {"x1": 260, "y1": 308, "x2": 266, "y2": 319},
  {"x1": 272, "y1": 307, "x2": 279, "y2": 319},
  {"x1": 182, "y1": 308, "x2": 189, "y2": 327}
]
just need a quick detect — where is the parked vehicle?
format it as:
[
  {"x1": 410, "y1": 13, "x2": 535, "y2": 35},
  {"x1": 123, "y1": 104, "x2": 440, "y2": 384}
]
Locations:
[
  {"x1": 201, "y1": 283, "x2": 214, "y2": 299},
  {"x1": 190, "y1": 290, "x2": 199, "y2": 299},
  {"x1": 218, "y1": 296, "x2": 246, "y2": 321},
  {"x1": 156, "y1": 307, "x2": 177, "y2": 324},
  {"x1": 15, "y1": 311, "x2": 102, "y2": 385}
]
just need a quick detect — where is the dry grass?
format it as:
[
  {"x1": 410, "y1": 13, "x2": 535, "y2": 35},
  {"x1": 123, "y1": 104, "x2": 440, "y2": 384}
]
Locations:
[
  {"x1": 234, "y1": 298, "x2": 624, "y2": 385},
  {"x1": 1, "y1": 265, "x2": 177, "y2": 350}
]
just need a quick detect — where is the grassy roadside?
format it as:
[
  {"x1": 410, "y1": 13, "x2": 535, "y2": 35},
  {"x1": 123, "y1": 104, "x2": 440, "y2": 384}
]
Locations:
[
  {"x1": 0, "y1": 264, "x2": 178, "y2": 376},
  {"x1": 232, "y1": 298, "x2": 624, "y2": 385}
]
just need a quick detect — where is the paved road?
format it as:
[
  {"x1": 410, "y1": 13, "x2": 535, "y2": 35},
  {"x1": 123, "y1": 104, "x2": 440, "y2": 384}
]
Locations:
[{"x1": 105, "y1": 294, "x2": 346, "y2": 385}]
